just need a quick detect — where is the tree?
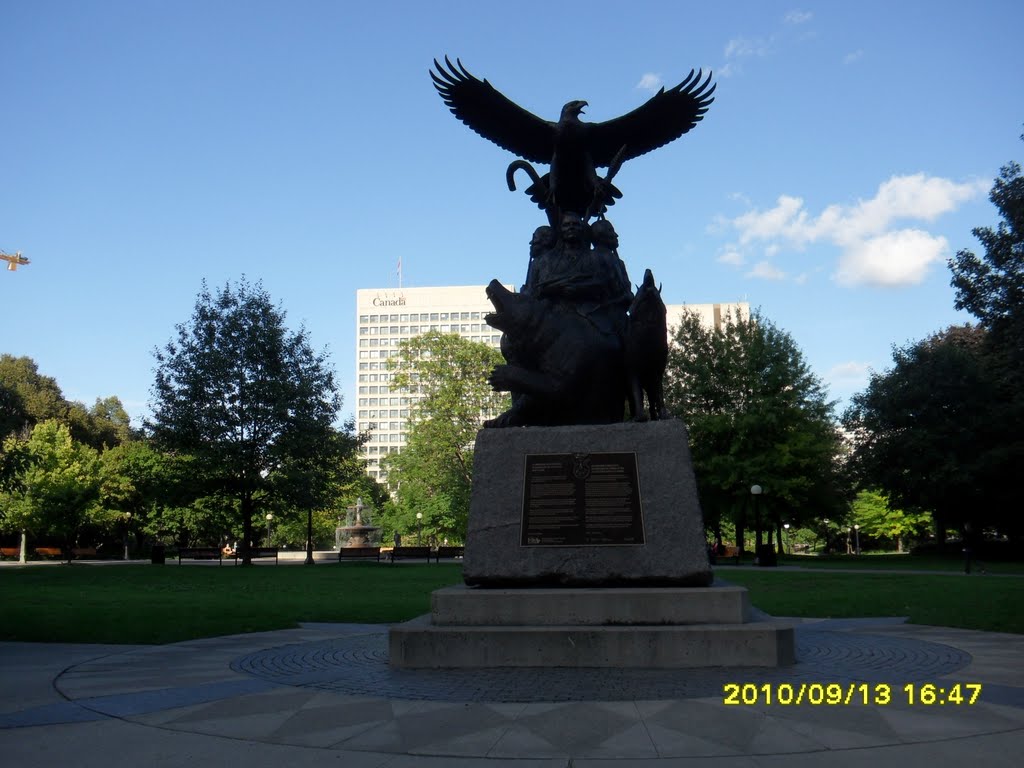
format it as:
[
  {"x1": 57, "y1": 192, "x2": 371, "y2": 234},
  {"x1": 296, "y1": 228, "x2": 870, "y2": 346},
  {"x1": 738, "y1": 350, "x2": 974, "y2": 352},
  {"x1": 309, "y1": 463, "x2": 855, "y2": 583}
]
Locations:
[
  {"x1": 381, "y1": 331, "x2": 509, "y2": 542},
  {"x1": 949, "y1": 137, "x2": 1024, "y2": 371},
  {"x1": 98, "y1": 440, "x2": 187, "y2": 549},
  {"x1": 0, "y1": 420, "x2": 102, "y2": 560},
  {"x1": 850, "y1": 489, "x2": 931, "y2": 553},
  {"x1": 0, "y1": 355, "x2": 68, "y2": 437},
  {"x1": 843, "y1": 325, "x2": 1022, "y2": 540},
  {"x1": 0, "y1": 355, "x2": 132, "y2": 449},
  {"x1": 88, "y1": 396, "x2": 134, "y2": 447},
  {"x1": 665, "y1": 310, "x2": 845, "y2": 554},
  {"x1": 147, "y1": 278, "x2": 351, "y2": 564}
]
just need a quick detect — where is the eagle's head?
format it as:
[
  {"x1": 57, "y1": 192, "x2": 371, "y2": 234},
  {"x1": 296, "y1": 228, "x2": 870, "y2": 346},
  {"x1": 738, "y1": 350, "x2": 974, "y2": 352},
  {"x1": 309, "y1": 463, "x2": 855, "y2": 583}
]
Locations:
[{"x1": 559, "y1": 100, "x2": 588, "y2": 122}]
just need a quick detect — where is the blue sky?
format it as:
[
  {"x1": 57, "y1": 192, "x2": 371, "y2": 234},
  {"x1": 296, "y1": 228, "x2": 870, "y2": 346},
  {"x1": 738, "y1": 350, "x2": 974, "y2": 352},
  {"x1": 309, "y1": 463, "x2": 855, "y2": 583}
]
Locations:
[{"x1": 3, "y1": 0, "x2": 1021, "y2": 425}]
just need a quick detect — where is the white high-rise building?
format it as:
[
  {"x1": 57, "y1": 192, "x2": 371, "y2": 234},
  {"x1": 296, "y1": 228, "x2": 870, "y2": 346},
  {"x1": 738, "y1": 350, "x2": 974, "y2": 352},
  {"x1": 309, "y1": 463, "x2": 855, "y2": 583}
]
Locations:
[{"x1": 354, "y1": 285, "x2": 749, "y2": 481}]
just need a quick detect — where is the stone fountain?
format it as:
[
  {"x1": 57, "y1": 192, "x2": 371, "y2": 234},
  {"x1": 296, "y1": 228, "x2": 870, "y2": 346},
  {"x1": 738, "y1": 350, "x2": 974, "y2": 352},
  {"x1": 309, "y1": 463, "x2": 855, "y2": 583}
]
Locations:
[{"x1": 336, "y1": 498, "x2": 380, "y2": 549}]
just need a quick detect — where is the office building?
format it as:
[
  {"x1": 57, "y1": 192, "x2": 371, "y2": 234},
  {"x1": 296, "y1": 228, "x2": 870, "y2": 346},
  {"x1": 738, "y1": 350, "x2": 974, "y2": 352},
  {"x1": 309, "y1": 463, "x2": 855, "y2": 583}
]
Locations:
[{"x1": 355, "y1": 285, "x2": 749, "y2": 481}]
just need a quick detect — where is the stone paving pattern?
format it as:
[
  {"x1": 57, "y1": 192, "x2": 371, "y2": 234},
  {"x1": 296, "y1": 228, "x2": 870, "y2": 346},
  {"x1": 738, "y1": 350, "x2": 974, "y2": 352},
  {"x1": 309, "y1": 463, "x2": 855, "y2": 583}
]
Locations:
[{"x1": 3, "y1": 617, "x2": 1024, "y2": 765}]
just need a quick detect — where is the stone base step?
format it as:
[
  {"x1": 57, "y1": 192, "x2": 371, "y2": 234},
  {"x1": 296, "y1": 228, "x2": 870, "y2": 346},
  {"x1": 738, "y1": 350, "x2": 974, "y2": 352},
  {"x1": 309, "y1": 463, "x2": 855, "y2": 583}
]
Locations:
[
  {"x1": 430, "y1": 584, "x2": 752, "y2": 626},
  {"x1": 389, "y1": 614, "x2": 796, "y2": 668}
]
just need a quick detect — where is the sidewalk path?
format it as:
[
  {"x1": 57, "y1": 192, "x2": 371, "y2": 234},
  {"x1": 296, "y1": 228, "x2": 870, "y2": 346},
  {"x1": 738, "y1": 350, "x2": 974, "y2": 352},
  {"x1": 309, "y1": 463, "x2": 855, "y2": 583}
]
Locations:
[{"x1": 2, "y1": 616, "x2": 1023, "y2": 767}]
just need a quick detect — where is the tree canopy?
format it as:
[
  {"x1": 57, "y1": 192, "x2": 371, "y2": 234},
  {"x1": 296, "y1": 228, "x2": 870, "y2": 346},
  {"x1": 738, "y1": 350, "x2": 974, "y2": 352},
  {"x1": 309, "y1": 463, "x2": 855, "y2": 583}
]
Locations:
[
  {"x1": 664, "y1": 309, "x2": 845, "y2": 551},
  {"x1": 949, "y1": 136, "x2": 1024, "y2": 371},
  {"x1": 0, "y1": 354, "x2": 133, "y2": 449},
  {"x1": 381, "y1": 331, "x2": 509, "y2": 543},
  {"x1": 0, "y1": 420, "x2": 103, "y2": 559},
  {"x1": 843, "y1": 324, "x2": 1022, "y2": 539},
  {"x1": 147, "y1": 278, "x2": 355, "y2": 563},
  {"x1": 849, "y1": 489, "x2": 931, "y2": 553}
]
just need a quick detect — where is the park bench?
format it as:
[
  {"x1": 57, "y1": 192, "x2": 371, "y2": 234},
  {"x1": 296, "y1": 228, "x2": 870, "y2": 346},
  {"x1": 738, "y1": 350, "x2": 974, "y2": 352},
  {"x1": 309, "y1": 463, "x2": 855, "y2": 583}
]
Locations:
[
  {"x1": 434, "y1": 546, "x2": 464, "y2": 562},
  {"x1": 1, "y1": 547, "x2": 21, "y2": 559},
  {"x1": 34, "y1": 547, "x2": 63, "y2": 559},
  {"x1": 338, "y1": 546, "x2": 381, "y2": 561},
  {"x1": 247, "y1": 546, "x2": 279, "y2": 563},
  {"x1": 389, "y1": 546, "x2": 433, "y2": 562},
  {"x1": 72, "y1": 547, "x2": 98, "y2": 559},
  {"x1": 177, "y1": 547, "x2": 225, "y2": 564}
]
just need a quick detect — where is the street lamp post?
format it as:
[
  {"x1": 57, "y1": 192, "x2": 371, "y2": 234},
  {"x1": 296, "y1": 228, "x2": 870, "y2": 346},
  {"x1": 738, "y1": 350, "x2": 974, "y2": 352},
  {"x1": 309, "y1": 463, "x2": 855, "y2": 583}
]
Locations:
[
  {"x1": 123, "y1": 512, "x2": 132, "y2": 561},
  {"x1": 750, "y1": 485, "x2": 762, "y2": 561},
  {"x1": 854, "y1": 524, "x2": 861, "y2": 555},
  {"x1": 304, "y1": 506, "x2": 315, "y2": 565},
  {"x1": 783, "y1": 523, "x2": 791, "y2": 555},
  {"x1": 416, "y1": 512, "x2": 423, "y2": 547},
  {"x1": 266, "y1": 513, "x2": 273, "y2": 544}
]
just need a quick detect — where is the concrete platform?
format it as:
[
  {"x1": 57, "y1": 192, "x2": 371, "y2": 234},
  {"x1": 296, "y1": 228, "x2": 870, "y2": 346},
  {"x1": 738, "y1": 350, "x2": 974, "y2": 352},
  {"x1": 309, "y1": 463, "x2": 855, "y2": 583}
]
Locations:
[
  {"x1": 390, "y1": 614, "x2": 795, "y2": 668},
  {"x1": 429, "y1": 584, "x2": 753, "y2": 625},
  {"x1": 390, "y1": 584, "x2": 794, "y2": 668},
  {"x1": 4, "y1": 618, "x2": 1024, "y2": 767}
]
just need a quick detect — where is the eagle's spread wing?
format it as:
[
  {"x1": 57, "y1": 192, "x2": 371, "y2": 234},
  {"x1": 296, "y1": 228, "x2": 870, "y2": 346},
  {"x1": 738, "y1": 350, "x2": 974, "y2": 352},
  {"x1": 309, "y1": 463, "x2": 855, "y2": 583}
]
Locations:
[
  {"x1": 588, "y1": 70, "x2": 716, "y2": 167},
  {"x1": 431, "y1": 57, "x2": 554, "y2": 164}
]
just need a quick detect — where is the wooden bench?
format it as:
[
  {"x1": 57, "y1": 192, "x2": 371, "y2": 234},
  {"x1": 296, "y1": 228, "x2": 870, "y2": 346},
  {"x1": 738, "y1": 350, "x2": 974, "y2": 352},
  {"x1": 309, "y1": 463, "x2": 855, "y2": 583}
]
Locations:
[
  {"x1": 177, "y1": 547, "x2": 225, "y2": 564},
  {"x1": 338, "y1": 546, "x2": 381, "y2": 561},
  {"x1": 434, "y1": 546, "x2": 464, "y2": 562},
  {"x1": 1, "y1": 547, "x2": 21, "y2": 559},
  {"x1": 34, "y1": 547, "x2": 63, "y2": 559},
  {"x1": 248, "y1": 546, "x2": 279, "y2": 563},
  {"x1": 389, "y1": 546, "x2": 433, "y2": 562}
]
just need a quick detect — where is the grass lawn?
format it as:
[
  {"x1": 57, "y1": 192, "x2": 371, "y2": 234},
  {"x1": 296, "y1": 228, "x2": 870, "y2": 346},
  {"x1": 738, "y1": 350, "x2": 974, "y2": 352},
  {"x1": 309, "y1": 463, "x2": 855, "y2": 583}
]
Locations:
[
  {"x1": 0, "y1": 562, "x2": 463, "y2": 644},
  {"x1": 2, "y1": 561, "x2": 1021, "y2": 644},
  {"x1": 773, "y1": 553, "x2": 1024, "y2": 574},
  {"x1": 721, "y1": 569, "x2": 1024, "y2": 634}
]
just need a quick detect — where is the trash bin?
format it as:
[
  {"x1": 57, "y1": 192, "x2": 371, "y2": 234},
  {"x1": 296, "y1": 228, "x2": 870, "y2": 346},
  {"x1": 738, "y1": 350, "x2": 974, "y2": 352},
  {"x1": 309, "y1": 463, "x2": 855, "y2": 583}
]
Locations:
[
  {"x1": 151, "y1": 544, "x2": 166, "y2": 565},
  {"x1": 756, "y1": 543, "x2": 777, "y2": 567}
]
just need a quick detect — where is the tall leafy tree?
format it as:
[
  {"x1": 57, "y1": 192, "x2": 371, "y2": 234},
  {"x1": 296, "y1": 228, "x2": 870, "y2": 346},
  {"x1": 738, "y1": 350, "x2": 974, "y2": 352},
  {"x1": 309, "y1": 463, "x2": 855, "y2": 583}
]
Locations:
[
  {"x1": 850, "y1": 489, "x2": 931, "y2": 553},
  {"x1": 381, "y1": 331, "x2": 509, "y2": 542},
  {"x1": 665, "y1": 310, "x2": 845, "y2": 553},
  {"x1": 147, "y1": 278, "x2": 350, "y2": 564},
  {"x1": 949, "y1": 137, "x2": 1024, "y2": 371},
  {"x1": 843, "y1": 325, "x2": 1021, "y2": 540},
  {"x1": 0, "y1": 355, "x2": 131, "y2": 449},
  {"x1": 0, "y1": 420, "x2": 103, "y2": 559},
  {"x1": 0, "y1": 355, "x2": 68, "y2": 436}
]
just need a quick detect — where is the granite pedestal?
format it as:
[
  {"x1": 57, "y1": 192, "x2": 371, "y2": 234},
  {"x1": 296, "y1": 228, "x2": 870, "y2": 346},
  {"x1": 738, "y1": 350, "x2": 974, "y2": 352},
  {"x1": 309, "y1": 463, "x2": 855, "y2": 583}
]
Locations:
[
  {"x1": 462, "y1": 420, "x2": 712, "y2": 587},
  {"x1": 390, "y1": 420, "x2": 795, "y2": 668}
]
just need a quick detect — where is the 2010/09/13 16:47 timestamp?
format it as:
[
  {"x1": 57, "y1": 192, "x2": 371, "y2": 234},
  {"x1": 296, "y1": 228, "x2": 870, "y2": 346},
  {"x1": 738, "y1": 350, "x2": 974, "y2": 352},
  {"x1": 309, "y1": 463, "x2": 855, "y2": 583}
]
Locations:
[{"x1": 723, "y1": 682, "x2": 982, "y2": 706}]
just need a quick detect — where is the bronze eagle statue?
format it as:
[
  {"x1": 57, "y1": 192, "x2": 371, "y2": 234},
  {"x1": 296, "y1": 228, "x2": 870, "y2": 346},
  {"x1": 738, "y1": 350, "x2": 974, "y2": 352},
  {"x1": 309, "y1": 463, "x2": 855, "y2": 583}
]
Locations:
[{"x1": 430, "y1": 57, "x2": 715, "y2": 220}]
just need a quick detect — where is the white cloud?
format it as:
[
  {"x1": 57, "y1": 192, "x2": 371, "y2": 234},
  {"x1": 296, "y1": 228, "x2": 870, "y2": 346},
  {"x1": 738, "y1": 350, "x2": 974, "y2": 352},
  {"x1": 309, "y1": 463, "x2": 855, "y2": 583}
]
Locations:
[
  {"x1": 733, "y1": 194, "x2": 810, "y2": 245},
  {"x1": 844, "y1": 49, "x2": 864, "y2": 64},
  {"x1": 834, "y1": 229, "x2": 949, "y2": 287},
  {"x1": 828, "y1": 361, "x2": 871, "y2": 380},
  {"x1": 725, "y1": 37, "x2": 771, "y2": 59},
  {"x1": 784, "y1": 10, "x2": 812, "y2": 24},
  {"x1": 747, "y1": 261, "x2": 787, "y2": 281},
  {"x1": 720, "y1": 174, "x2": 987, "y2": 287},
  {"x1": 636, "y1": 73, "x2": 663, "y2": 92},
  {"x1": 717, "y1": 249, "x2": 745, "y2": 266}
]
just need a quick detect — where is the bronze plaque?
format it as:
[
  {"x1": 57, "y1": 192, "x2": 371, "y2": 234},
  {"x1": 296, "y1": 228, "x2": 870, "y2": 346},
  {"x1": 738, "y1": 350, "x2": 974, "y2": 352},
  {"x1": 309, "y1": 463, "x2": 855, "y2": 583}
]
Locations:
[{"x1": 521, "y1": 452, "x2": 644, "y2": 546}]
